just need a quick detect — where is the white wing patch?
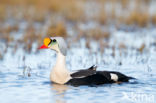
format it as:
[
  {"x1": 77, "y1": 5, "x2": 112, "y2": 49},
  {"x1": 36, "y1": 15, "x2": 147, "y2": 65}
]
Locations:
[
  {"x1": 110, "y1": 73, "x2": 118, "y2": 81},
  {"x1": 73, "y1": 76, "x2": 87, "y2": 78}
]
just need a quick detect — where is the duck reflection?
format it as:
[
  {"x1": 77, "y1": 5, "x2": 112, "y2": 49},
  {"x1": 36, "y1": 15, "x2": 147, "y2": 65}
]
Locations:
[{"x1": 51, "y1": 83, "x2": 69, "y2": 103}]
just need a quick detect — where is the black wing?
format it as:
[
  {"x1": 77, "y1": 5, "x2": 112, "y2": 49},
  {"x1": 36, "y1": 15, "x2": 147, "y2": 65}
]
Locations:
[
  {"x1": 67, "y1": 71, "x2": 134, "y2": 86},
  {"x1": 67, "y1": 72, "x2": 112, "y2": 86},
  {"x1": 70, "y1": 65, "x2": 97, "y2": 78}
]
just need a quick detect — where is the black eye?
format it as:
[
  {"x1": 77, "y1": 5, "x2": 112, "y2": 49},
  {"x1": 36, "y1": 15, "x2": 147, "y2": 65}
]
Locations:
[{"x1": 53, "y1": 39, "x2": 56, "y2": 42}]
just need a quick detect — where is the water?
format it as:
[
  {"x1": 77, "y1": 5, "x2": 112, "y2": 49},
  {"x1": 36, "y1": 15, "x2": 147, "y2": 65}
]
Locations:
[{"x1": 0, "y1": 30, "x2": 156, "y2": 103}]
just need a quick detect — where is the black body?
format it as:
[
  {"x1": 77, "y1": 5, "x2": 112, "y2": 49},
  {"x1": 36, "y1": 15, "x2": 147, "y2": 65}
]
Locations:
[{"x1": 66, "y1": 65, "x2": 134, "y2": 86}]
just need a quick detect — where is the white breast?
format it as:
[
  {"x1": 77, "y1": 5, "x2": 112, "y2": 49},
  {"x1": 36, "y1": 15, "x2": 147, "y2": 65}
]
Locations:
[{"x1": 50, "y1": 66, "x2": 72, "y2": 84}]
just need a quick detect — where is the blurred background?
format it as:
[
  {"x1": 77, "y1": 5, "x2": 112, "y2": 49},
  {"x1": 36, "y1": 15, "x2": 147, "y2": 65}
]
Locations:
[{"x1": 0, "y1": 0, "x2": 156, "y2": 57}]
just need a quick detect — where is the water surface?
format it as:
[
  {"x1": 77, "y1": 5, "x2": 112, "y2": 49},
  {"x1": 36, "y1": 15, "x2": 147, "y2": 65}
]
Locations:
[{"x1": 0, "y1": 30, "x2": 156, "y2": 103}]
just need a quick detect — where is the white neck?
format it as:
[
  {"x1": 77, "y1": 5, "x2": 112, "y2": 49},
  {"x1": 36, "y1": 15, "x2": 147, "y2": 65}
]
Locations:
[{"x1": 50, "y1": 52, "x2": 71, "y2": 84}]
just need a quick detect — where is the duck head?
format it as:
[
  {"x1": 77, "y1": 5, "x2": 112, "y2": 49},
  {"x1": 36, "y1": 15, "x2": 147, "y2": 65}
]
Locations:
[{"x1": 39, "y1": 37, "x2": 67, "y2": 56}]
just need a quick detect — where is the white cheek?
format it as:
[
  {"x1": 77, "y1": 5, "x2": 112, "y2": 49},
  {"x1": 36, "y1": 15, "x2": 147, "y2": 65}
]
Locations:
[
  {"x1": 50, "y1": 45, "x2": 59, "y2": 52},
  {"x1": 110, "y1": 73, "x2": 118, "y2": 81}
]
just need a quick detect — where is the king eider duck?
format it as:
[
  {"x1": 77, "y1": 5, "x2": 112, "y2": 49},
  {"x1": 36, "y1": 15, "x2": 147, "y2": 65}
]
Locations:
[{"x1": 39, "y1": 37, "x2": 134, "y2": 86}]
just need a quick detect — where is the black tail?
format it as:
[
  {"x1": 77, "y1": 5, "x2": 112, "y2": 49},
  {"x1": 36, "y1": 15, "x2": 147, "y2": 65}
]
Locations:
[{"x1": 128, "y1": 76, "x2": 136, "y2": 80}]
